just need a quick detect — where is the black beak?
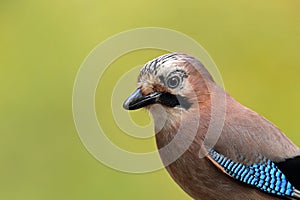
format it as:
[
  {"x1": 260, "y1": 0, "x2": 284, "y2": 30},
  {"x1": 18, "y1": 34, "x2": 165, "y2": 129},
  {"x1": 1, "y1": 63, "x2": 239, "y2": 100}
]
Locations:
[
  {"x1": 123, "y1": 88, "x2": 161, "y2": 110},
  {"x1": 123, "y1": 88, "x2": 191, "y2": 110}
]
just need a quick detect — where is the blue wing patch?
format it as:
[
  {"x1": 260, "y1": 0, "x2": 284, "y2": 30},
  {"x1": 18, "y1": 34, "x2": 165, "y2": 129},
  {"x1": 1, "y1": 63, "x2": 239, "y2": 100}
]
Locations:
[{"x1": 208, "y1": 149, "x2": 295, "y2": 197}]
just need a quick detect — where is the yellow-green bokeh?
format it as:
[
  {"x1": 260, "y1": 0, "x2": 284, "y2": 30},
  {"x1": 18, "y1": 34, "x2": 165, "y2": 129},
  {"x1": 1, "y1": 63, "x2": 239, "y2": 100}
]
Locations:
[{"x1": 1, "y1": 1, "x2": 300, "y2": 199}]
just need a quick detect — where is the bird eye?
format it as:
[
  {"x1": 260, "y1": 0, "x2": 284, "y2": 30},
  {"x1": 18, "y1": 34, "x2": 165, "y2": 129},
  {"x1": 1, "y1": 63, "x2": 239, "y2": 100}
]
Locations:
[{"x1": 167, "y1": 75, "x2": 181, "y2": 89}]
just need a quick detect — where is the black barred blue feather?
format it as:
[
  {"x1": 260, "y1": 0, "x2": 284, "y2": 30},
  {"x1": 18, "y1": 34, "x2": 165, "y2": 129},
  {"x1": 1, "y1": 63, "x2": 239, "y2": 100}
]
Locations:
[{"x1": 209, "y1": 149, "x2": 296, "y2": 197}]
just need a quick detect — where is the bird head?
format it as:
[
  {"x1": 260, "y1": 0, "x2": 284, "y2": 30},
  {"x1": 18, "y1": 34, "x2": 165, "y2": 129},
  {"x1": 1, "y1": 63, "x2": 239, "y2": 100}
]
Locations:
[{"x1": 123, "y1": 53, "x2": 215, "y2": 133}]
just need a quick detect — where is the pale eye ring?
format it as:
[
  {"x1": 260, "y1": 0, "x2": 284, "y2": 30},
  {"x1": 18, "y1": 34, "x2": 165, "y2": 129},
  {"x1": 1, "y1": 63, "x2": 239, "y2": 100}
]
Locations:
[{"x1": 167, "y1": 75, "x2": 181, "y2": 89}]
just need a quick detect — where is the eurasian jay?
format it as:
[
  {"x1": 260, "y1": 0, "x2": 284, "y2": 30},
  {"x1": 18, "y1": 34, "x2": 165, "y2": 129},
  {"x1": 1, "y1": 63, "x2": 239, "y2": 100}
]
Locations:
[{"x1": 123, "y1": 53, "x2": 300, "y2": 200}]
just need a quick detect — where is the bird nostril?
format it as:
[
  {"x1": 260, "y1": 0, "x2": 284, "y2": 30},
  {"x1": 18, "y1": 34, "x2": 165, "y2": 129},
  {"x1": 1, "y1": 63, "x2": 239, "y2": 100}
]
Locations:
[{"x1": 123, "y1": 88, "x2": 161, "y2": 110}]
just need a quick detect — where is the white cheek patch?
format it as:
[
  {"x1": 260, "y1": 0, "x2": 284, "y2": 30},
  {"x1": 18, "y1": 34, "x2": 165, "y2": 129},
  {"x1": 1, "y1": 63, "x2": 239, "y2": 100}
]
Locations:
[{"x1": 148, "y1": 104, "x2": 169, "y2": 134}]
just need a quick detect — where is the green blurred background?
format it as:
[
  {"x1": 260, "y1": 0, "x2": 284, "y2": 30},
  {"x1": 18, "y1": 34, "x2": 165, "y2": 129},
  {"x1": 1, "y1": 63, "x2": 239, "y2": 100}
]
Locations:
[{"x1": 1, "y1": 0, "x2": 300, "y2": 199}]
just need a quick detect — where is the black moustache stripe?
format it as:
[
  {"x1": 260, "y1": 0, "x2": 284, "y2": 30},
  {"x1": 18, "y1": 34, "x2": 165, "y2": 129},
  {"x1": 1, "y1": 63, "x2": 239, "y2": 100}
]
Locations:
[{"x1": 158, "y1": 93, "x2": 192, "y2": 110}]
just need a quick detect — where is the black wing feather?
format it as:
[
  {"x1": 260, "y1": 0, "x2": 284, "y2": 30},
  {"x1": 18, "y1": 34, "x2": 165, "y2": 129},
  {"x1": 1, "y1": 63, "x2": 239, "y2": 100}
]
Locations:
[{"x1": 276, "y1": 155, "x2": 300, "y2": 190}]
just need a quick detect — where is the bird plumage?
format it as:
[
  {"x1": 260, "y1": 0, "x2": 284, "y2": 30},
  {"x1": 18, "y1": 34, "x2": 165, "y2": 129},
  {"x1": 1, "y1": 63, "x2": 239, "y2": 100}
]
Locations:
[
  {"x1": 123, "y1": 53, "x2": 300, "y2": 200},
  {"x1": 208, "y1": 149, "x2": 295, "y2": 197}
]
